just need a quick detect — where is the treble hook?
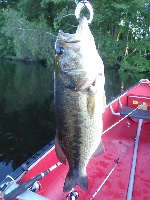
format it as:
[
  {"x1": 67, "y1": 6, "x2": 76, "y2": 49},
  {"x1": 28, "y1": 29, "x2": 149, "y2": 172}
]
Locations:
[{"x1": 75, "y1": 0, "x2": 93, "y2": 24}]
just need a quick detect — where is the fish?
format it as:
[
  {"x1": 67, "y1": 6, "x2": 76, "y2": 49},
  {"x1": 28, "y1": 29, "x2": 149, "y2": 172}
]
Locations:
[{"x1": 54, "y1": 16, "x2": 106, "y2": 192}]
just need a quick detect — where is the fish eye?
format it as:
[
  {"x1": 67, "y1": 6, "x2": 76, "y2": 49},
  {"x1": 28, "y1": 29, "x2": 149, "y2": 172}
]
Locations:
[{"x1": 55, "y1": 46, "x2": 64, "y2": 55}]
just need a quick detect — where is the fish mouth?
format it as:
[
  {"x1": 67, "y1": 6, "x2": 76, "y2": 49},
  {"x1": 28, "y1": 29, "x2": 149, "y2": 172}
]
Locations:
[{"x1": 58, "y1": 16, "x2": 89, "y2": 43}]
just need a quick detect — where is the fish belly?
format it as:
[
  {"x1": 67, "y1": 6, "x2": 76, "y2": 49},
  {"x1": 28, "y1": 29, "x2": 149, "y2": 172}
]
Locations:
[{"x1": 55, "y1": 74, "x2": 104, "y2": 192}]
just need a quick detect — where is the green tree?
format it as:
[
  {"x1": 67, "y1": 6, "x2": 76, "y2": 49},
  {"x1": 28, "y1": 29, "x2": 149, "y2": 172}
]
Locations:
[
  {"x1": 91, "y1": 0, "x2": 150, "y2": 72},
  {"x1": 2, "y1": 8, "x2": 56, "y2": 64},
  {"x1": 0, "y1": 0, "x2": 149, "y2": 72}
]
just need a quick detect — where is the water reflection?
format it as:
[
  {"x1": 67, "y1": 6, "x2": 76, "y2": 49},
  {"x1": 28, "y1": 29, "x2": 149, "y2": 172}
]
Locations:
[
  {"x1": 0, "y1": 60, "x2": 55, "y2": 177},
  {"x1": 105, "y1": 70, "x2": 150, "y2": 101},
  {"x1": 0, "y1": 59, "x2": 150, "y2": 182}
]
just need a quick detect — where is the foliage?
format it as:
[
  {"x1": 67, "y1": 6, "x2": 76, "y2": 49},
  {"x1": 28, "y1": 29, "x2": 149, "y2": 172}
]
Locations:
[
  {"x1": 2, "y1": 8, "x2": 56, "y2": 64},
  {"x1": 0, "y1": 0, "x2": 149, "y2": 72},
  {"x1": 91, "y1": 0, "x2": 150, "y2": 72},
  {"x1": 0, "y1": 10, "x2": 15, "y2": 58}
]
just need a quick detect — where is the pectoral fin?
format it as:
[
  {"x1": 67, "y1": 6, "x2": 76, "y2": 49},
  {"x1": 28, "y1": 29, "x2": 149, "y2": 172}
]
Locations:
[
  {"x1": 87, "y1": 86, "x2": 96, "y2": 118},
  {"x1": 55, "y1": 133, "x2": 66, "y2": 164}
]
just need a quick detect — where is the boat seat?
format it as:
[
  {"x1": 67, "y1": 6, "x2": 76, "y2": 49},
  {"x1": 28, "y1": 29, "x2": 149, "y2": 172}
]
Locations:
[{"x1": 120, "y1": 106, "x2": 150, "y2": 120}]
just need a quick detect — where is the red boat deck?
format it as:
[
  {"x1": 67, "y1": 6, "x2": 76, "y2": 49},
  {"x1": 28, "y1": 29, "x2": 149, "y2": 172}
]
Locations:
[{"x1": 20, "y1": 121, "x2": 150, "y2": 200}]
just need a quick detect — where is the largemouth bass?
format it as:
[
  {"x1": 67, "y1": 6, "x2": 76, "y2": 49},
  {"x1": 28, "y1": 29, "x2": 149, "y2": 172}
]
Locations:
[{"x1": 54, "y1": 16, "x2": 106, "y2": 192}]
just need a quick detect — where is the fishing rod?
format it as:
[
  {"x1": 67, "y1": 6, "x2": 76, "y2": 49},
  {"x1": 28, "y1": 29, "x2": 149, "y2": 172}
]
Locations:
[
  {"x1": 3, "y1": 162, "x2": 61, "y2": 200},
  {"x1": 90, "y1": 141, "x2": 134, "y2": 200}
]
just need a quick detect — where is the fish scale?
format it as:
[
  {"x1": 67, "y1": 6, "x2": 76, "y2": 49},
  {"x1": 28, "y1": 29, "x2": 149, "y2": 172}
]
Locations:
[{"x1": 54, "y1": 16, "x2": 105, "y2": 192}]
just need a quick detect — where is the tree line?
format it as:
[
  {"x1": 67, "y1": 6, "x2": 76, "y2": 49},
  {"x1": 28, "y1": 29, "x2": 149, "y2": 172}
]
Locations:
[{"x1": 0, "y1": 0, "x2": 149, "y2": 73}]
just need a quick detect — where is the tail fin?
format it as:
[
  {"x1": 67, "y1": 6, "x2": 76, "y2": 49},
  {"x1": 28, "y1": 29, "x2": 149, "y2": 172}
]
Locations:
[{"x1": 63, "y1": 174, "x2": 88, "y2": 192}]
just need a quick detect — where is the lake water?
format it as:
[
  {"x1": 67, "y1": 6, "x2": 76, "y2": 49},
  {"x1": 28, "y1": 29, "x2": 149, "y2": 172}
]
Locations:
[{"x1": 0, "y1": 59, "x2": 149, "y2": 182}]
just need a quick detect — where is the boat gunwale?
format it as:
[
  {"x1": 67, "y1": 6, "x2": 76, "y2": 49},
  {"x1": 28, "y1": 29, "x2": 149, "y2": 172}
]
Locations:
[{"x1": 0, "y1": 140, "x2": 54, "y2": 186}]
